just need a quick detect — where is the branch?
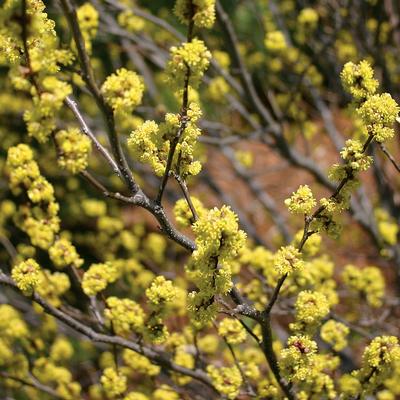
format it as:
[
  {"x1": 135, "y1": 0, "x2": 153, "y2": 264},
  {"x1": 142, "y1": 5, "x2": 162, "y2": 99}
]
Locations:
[
  {"x1": 64, "y1": 96, "x2": 121, "y2": 177},
  {"x1": 156, "y1": 1, "x2": 195, "y2": 204},
  {"x1": 0, "y1": 272, "x2": 217, "y2": 392},
  {"x1": 379, "y1": 143, "x2": 400, "y2": 173},
  {"x1": 0, "y1": 371, "x2": 64, "y2": 399},
  {"x1": 59, "y1": 0, "x2": 139, "y2": 195}
]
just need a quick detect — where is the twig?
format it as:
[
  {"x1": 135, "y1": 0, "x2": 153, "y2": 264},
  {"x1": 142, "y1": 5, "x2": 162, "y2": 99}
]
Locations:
[
  {"x1": 173, "y1": 172, "x2": 199, "y2": 222},
  {"x1": 156, "y1": 0, "x2": 195, "y2": 204},
  {"x1": 64, "y1": 96, "x2": 121, "y2": 177},
  {"x1": 379, "y1": 143, "x2": 400, "y2": 173},
  {"x1": 0, "y1": 371, "x2": 63, "y2": 399},
  {"x1": 59, "y1": 0, "x2": 139, "y2": 194},
  {"x1": 0, "y1": 271, "x2": 217, "y2": 392}
]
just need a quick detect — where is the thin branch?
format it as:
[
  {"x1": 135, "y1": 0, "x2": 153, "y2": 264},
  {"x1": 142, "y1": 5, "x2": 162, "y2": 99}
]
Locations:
[
  {"x1": 173, "y1": 172, "x2": 198, "y2": 222},
  {"x1": 64, "y1": 96, "x2": 121, "y2": 177},
  {"x1": 59, "y1": 0, "x2": 139, "y2": 194},
  {"x1": 0, "y1": 271, "x2": 217, "y2": 392},
  {"x1": 0, "y1": 371, "x2": 63, "y2": 399},
  {"x1": 156, "y1": 2, "x2": 195, "y2": 204},
  {"x1": 379, "y1": 143, "x2": 400, "y2": 173}
]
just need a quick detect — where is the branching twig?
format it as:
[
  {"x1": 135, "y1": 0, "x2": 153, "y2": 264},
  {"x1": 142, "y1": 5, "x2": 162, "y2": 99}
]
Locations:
[{"x1": 0, "y1": 271, "x2": 217, "y2": 392}]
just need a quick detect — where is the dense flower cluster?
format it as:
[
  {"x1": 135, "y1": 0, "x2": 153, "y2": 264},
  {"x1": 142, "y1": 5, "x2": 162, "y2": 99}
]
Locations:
[
  {"x1": 100, "y1": 367, "x2": 127, "y2": 398},
  {"x1": 55, "y1": 128, "x2": 91, "y2": 174},
  {"x1": 11, "y1": 258, "x2": 41, "y2": 295},
  {"x1": 347, "y1": 336, "x2": 400, "y2": 397},
  {"x1": 342, "y1": 264, "x2": 385, "y2": 307},
  {"x1": 218, "y1": 317, "x2": 247, "y2": 344},
  {"x1": 320, "y1": 320, "x2": 349, "y2": 351},
  {"x1": 81, "y1": 262, "x2": 119, "y2": 296},
  {"x1": 104, "y1": 297, "x2": 145, "y2": 336},
  {"x1": 101, "y1": 68, "x2": 145, "y2": 114},
  {"x1": 174, "y1": 0, "x2": 216, "y2": 28},
  {"x1": 165, "y1": 39, "x2": 211, "y2": 89},
  {"x1": 122, "y1": 349, "x2": 160, "y2": 377},
  {"x1": 274, "y1": 245, "x2": 304, "y2": 276},
  {"x1": 290, "y1": 290, "x2": 330, "y2": 334},
  {"x1": 264, "y1": 31, "x2": 288, "y2": 52},
  {"x1": 128, "y1": 102, "x2": 203, "y2": 177},
  {"x1": 206, "y1": 365, "x2": 242, "y2": 399},
  {"x1": 77, "y1": 2, "x2": 98, "y2": 53},
  {"x1": 187, "y1": 206, "x2": 246, "y2": 326},
  {"x1": 7, "y1": 144, "x2": 61, "y2": 249},
  {"x1": 357, "y1": 93, "x2": 400, "y2": 142},
  {"x1": 285, "y1": 184, "x2": 316, "y2": 214},
  {"x1": 279, "y1": 335, "x2": 318, "y2": 382},
  {"x1": 173, "y1": 196, "x2": 206, "y2": 227},
  {"x1": 340, "y1": 61, "x2": 378, "y2": 100},
  {"x1": 49, "y1": 237, "x2": 83, "y2": 269}
]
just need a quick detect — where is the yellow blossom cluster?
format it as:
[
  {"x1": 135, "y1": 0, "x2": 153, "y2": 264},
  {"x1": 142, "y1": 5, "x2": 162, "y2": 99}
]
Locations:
[
  {"x1": 82, "y1": 262, "x2": 119, "y2": 296},
  {"x1": 7, "y1": 144, "x2": 61, "y2": 249},
  {"x1": 218, "y1": 317, "x2": 247, "y2": 345},
  {"x1": 206, "y1": 365, "x2": 243, "y2": 399},
  {"x1": 104, "y1": 296, "x2": 145, "y2": 336},
  {"x1": 101, "y1": 68, "x2": 145, "y2": 114},
  {"x1": 128, "y1": 102, "x2": 203, "y2": 177},
  {"x1": 342, "y1": 264, "x2": 385, "y2": 307},
  {"x1": 55, "y1": 128, "x2": 92, "y2": 174},
  {"x1": 187, "y1": 206, "x2": 246, "y2": 326},
  {"x1": 174, "y1": 0, "x2": 216, "y2": 28},
  {"x1": 165, "y1": 39, "x2": 211, "y2": 89}
]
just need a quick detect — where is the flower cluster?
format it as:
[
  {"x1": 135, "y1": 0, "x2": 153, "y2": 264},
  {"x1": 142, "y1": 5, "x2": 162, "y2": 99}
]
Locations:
[
  {"x1": 264, "y1": 31, "x2": 288, "y2": 53},
  {"x1": 320, "y1": 320, "x2": 349, "y2": 351},
  {"x1": 24, "y1": 77, "x2": 73, "y2": 142},
  {"x1": 341, "y1": 60, "x2": 399, "y2": 143},
  {"x1": 174, "y1": 0, "x2": 216, "y2": 28},
  {"x1": 279, "y1": 335, "x2": 318, "y2": 382},
  {"x1": 285, "y1": 185, "x2": 316, "y2": 214},
  {"x1": 77, "y1": 2, "x2": 98, "y2": 53},
  {"x1": 290, "y1": 290, "x2": 330, "y2": 334},
  {"x1": 206, "y1": 365, "x2": 242, "y2": 399},
  {"x1": 338, "y1": 139, "x2": 373, "y2": 173},
  {"x1": 11, "y1": 258, "x2": 41, "y2": 295},
  {"x1": 350, "y1": 336, "x2": 400, "y2": 396},
  {"x1": 7, "y1": 144, "x2": 61, "y2": 249},
  {"x1": 218, "y1": 318, "x2": 247, "y2": 345},
  {"x1": 274, "y1": 245, "x2": 304, "y2": 276},
  {"x1": 100, "y1": 367, "x2": 127, "y2": 398},
  {"x1": 101, "y1": 68, "x2": 145, "y2": 114},
  {"x1": 104, "y1": 297, "x2": 145, "y2": 336},
  {"x1": 55, "y1": 128, "x2": 92, "y2": 174},
  {"x1": 357, "y1": 93, "x2": 400, "y2": 142},
  {"x1": 187, "y1": 206, "x2": 246, "y2": 326},
  {"x1": 81, "y1": 262, "x2": 119, "y2": 296},
  {"x1": 49, "y1": 237, "x2": 83, "y2": 269},
  {"x1": 340, "y1": 61, "x2": 378, "y2": 100},
  {"x1": 1, "y1": 0, "x2": 73, "y2": 141},
  {"x1": 342, "y1": 264, "x2": 385, "y2": 307},
  {"x1": 122, "y1": 349, "x2": 160, "y2": 377},
  {"x1": 128, "y1": 102, "x2": 203, "y2": 178},
  {"x1": 146, "y1": 276, "x2": 177, "y2": 307},
  {"x1": 36, "y1": 270, "x2": 71, "y2": 307},
  {"x1": 0, "y1": 305, "x2": 28, "y2": 340},
  {"x1": 32, "y1": 356, "x2": 81, "y2": 398},
  {"x1": 165, "y1": 39, "x2": 211, "y2": 89},
  {"x1": 298, "y1": 8, "x2": 319, "y2": 30},
  {"x1": 117, "y1": 10, "x2": 145, "y2": 33},
  {"x1": 173, "y1": 197, "x2": 206, "y2": 227},
  {"x1": 375, "y1": 208, "x2": 399, "y2": 246}
]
